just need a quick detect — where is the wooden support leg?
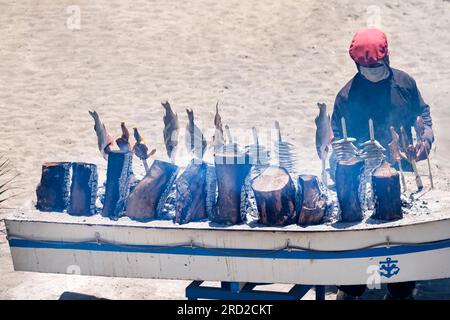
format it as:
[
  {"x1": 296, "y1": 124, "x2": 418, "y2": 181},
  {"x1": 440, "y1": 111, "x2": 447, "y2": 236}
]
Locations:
[{"x1": 315, "y1": 285, "x2": 326, "y2": 300}]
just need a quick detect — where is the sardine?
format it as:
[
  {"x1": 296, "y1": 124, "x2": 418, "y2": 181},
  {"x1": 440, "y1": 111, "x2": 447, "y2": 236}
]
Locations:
[
  {"x1": 133, "y1": 128, "x2": 156, "y2": 172},
  {"x1": 314, "y1": 102, "x2": 333, "y2": 184},
  {"x1": 116, "y1": 122, "x2": 131, "y2": 152},
  {"x1": 162, "y1": 101, "x2": 179, "y2": 161},
  {"x1": 213, "y1": 101, "x2": 224, "y2": 148},
  {"x1": 88, "y1": 110, "x2": 114, "y2": 160},
  {"x1": 185, "y1": 108, "x2": 207, "y2": 159}
]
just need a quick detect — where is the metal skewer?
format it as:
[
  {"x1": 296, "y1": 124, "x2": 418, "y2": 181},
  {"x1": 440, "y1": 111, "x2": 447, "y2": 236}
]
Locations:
[
  {"x1": 413, "y1": 117, "x2": 434, "y2": 190},
  {"x1": 400, "y1": 126, "x2": 423, "y2": 191},
  {"x1": 389, "y1": 127, "x2": 407, "y2": 192},
  {"x1": 341, "y1": 117, "x2": 348, "y2": 141},
  {"x1": 425, "y1": 146, "x2": 434, "y2": 189}
]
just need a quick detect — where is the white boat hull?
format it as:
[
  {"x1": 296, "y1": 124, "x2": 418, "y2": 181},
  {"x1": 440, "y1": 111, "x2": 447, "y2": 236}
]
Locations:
[{"x1": 5, "y1": 212, "x2": 450, "y2": 286}]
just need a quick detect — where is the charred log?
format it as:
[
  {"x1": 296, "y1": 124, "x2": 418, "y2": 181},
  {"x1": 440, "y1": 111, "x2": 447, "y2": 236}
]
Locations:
[
  {"x1": 174, "y1": 161, "x2": 207, "y2": 224},
  {"x1": 125, "y1": 160, "x2": 178, "y2": 220},
  {"x1": 372, "y1": 162, "x2": 403, "y2": 221},
  {"x1": 68, "y1": 162, "x2": 98, "y2": 216},
  {"x1": 335, "y1": 158, "x2": 365, "y2": 222},
  {"x1": 102, "y1": 151, "x2": 133, "y2": 219},
  {"x1": 211, "y1": 150, "x2": 251, "y2": 224},
  {"x1": 297, "y1": 174, "x2": 327, "y2": 225},
  {"x1": 36, "y1": 162, "x2": 71, "y2": 212},
  {"x1": 252, "y1": 166, "x2": 296, "y2": 226}
]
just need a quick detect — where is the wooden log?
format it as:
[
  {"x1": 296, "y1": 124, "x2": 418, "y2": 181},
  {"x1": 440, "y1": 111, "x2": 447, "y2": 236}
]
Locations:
[
  {"x1": 372, "y1": 162, "x2": 403, "y2": 221},
  {"x1": 212, "y1": 150, "x2": 251, "y2": 224},
  {"x1": 335, "y1": 158, "x2": 365, "y2": 222},
  {"x1": 68, "y1": 162, "x2": 98, "y2": 216},
  {"x1": 174, "y1": 161, "x2": 207, "y2": 224},
  {"x1": 297, "y1": 175, "x2": 327, "y2": 225},
  {"x1": 36, "y1": 162, "x2": 71, "y2": 212},
  {"x1": 102, "y1": 151, "x2": 133, "y2": 219},
  {"x1": 125, "y1": 160, "x2": 178, "y2": 220},
  {"x1": 251, "y1": 166, "x2": 296, "y2": 226}
]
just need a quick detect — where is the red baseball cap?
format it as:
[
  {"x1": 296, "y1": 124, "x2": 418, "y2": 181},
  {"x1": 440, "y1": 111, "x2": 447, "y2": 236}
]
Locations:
[{"x1": 349, "y1": 28, "x2": 389, "y2": 67}]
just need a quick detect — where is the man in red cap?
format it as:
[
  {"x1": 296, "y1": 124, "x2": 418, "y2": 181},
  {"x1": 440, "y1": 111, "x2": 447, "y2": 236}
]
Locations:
[{"x1": 331, "y1": 28, "x2": 434, "y2": 300}]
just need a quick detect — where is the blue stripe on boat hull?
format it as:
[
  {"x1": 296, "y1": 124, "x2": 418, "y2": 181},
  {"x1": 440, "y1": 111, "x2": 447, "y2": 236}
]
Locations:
[{"x1": 8, "y1": 238, "x2": 450, "y2": 260}]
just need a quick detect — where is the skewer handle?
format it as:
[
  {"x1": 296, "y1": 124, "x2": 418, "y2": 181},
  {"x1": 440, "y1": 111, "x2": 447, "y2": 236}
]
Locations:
[
  {"x1": 274, "y1": 121, "x2": 282, "y2": 142},
  {"x1": 397, "y1": 160, "x2": 407, "y2": 192},
  {"x1": 369, "y1": 118, "x2": 375, "y2": 141},
  {"x1": 341, "y1": 117, "x2": 348, "y2": 141},
  {"x1": 143, "y1": 159, "x2": 149, "y2": 173},
  {"x1": 252, "y1": 127, "x2": 259, "y2": 146},
  {"x1": 225, "y1": 125, "x2": 233, "y2": 144},
  {"x1": 410, "y1": 160, "x2": 424, "y2": 190},
  {"x1": 425, "y1": 148, "x2": 434, "y2": 189}
]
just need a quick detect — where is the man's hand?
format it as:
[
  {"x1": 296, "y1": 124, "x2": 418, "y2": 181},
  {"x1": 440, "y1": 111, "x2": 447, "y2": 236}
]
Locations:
[{"x1": 415, "y1": 140, "x2": 430, "y2": 162}]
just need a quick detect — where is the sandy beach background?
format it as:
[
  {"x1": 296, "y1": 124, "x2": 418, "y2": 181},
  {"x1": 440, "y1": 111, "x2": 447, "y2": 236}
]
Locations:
[{"x1": 1, "y1": 0, "x2": 450, "y2": 299}]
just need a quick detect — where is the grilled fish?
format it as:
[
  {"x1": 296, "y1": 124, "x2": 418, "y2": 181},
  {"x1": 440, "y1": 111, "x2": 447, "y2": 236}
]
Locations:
[
  {"x1": 88, "y1": 110, "x2": 114, "y2": 160},
  {"x1": 213, "y1": 101, "x2": 224, "y2": 148},
  {"x1": 116, "y1": 122, "x2": 131, "y2": 152},
  {"x1": 314, "y1": 102, "x2": 333, "y2": 184},
  {"x1": 185, "y1": 108, "x2": 207, "y2": 159},
  {"x1": 162, "y1": 101, "x2": 179, "y2": 160},
  {"x1": 133, "y1": 128, "x2": 156, "y2": 161}
]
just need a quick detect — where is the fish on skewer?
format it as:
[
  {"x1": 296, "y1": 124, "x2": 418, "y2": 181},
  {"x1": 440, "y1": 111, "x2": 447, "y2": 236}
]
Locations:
[
  {"x1": 220, "y1": 124, "x2": 239, "y2": 153},
  {"x1": 246, "y1": 127, "x2": 269, "y2": 166},
  {"x1": 400, "y1": 126, "x2": 423, "y2": 190},
  {"x1": 213, "y1": 101, "x2": 224, "y2": 149},
  {"x1": 116, "y1": 122, "x2": 131, "y2": 152},
  {"x1": 314, "y1": 102, "x2": 333, "y2": 186},
  {"x1": 360, "y1": 119, "x2": 386, "y2": 174},
  {"x1": 331, "y1": 117, "x2": 360, "y2": 161},
  {"x1": 359, "y1": 119, "x2": 386, "y2": 211},
  {"x1": 272, "y1": 121, "x2": 296, "y2": 175},
  {"x1": 389, "y1": 126, "x2": 407, "y2": 192},
  {"x1": 185, "y1": 108, "x2": 207, "y2": 159},
  {"x1": 88, "y1": 110, "x2": 114, "y2": 160},
  {"x1": 414, "y1": 116, "x2": 434, "y2": 189},
  {"x1": 162, "y1": 101, "x2": 179, "y2": 162},
  {"x1": 133, "y1": 128, "x2": 156, "y2": 173}
]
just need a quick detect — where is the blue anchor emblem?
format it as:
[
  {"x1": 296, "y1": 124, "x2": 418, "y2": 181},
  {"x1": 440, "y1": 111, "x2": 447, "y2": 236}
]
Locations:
[{"x1": 379, "y1": 257, "x2": 400, "y2": 278}]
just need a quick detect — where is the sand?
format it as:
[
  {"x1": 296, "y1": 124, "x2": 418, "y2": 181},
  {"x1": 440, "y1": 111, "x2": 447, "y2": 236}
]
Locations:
[{"x1": 1, "y1": 0, "x2": 450, "y2": 299}]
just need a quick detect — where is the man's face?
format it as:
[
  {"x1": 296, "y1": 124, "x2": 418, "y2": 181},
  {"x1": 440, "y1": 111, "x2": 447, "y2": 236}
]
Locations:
[{"x1": 359, "y1": 60, "x2": 390, "y2": 83}]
